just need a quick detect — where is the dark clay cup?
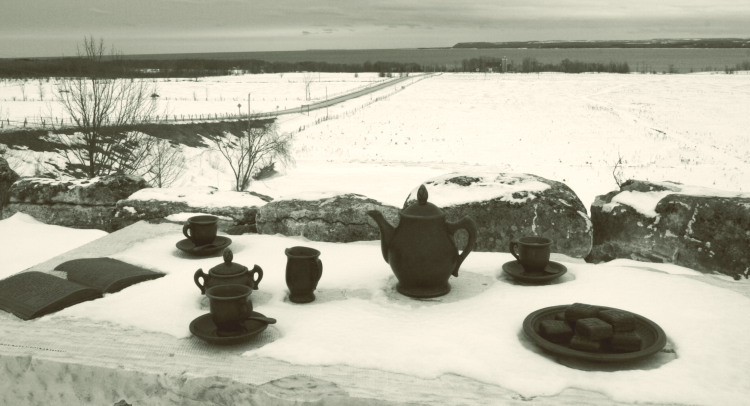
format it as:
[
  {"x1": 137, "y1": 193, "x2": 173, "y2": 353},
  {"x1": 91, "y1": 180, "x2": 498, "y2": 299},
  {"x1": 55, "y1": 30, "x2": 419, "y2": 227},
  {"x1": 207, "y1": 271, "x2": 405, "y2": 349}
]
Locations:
[
  {"x1": 285, "y1": 246, "x2": 323, "y2": 303},
  {"x1": 206, "y1": 284, "x2": 253, "y2": 333},
  {"x1": 183, "y1": 215, "x2": 218, "y2": 246},
  {"x1": 509, "y1": 236, "x2": 553, "y2": 272}
]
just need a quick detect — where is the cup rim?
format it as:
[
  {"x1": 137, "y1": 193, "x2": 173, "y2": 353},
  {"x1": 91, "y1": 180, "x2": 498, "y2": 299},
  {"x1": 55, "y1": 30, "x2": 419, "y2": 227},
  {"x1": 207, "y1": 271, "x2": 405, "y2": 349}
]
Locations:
[
  {"x1": 188, "y1": 215, "x2": 219, "y2": 224},
  {"x1": 206, "y1": 284, "x2": 251, "y2": 300},
  {"x1": 285, "y1": 246, "x2": 321, "y2": 258},
  {"x1": 516, "y1": 236, "x2": 553, "y2": 246}
]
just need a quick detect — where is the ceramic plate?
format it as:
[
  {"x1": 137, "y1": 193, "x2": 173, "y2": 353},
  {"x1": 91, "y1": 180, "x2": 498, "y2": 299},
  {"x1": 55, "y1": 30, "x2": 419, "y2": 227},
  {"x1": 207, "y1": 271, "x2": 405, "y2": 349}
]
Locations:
[
  {"x1": 176, "y1": 236, "x2": 232, "y2": 256},
  {"x1": 189, "y1": 311, "x2": 270, "y2": 345},
  {"x1": 522, "y1": 304, "x2": 667, "y2": 363},
  {"x1": 502, "y1": 260, "x2": 567, "y2": 283}
]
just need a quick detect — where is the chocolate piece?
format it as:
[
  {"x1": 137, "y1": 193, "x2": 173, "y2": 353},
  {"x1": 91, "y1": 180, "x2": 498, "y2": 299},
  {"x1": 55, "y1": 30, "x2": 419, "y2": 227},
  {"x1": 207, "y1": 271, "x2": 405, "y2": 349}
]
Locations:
[
  {"x1": 598, "y1": 309, "x2": 636, "y2": 332},
  {"x1": 564, "y1": 303, "x2": 601, "y2": 325},
  {"x1": 539, "y1": 320, "x2": 574, "y2": 344},
  {"x1": 575, "y1": 317, "x2": 614, "y2": 341},
  {"x1": 609, "y1": 331, "x2": 643, "y2": 353},
  {"x1": 570, "y1": 334, "x2": 601, "y2": 352}
]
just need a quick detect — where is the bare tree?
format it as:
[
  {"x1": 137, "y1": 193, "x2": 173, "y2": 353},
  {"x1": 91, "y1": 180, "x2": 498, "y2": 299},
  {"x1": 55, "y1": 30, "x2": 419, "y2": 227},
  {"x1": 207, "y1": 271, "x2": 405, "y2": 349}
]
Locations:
[
  {"x1": 56, "y1": 36, "x2": 159, "y2": 178},
  {"x1": 211, "y1": 121, "x2": 293, "y2": 191},
  {"x1": 142, "y1": 138, "x2": 185, "y2": 187},
  {"x1": 303, "y1": 72, "x2": 315, "y2": 101},
  {"x1": 612, "y1": 152, "x2": 626, "y2": 188}
]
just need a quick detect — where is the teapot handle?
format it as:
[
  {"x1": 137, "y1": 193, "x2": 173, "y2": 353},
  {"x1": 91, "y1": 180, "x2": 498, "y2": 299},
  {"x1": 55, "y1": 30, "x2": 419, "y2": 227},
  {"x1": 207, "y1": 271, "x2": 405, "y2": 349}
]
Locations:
[
  {"x1": 447, "y1": 217, "x2": 478, "y2": 277},
  {"x1": 194, "y1": 268, "x2": 207, "y2": 294}
]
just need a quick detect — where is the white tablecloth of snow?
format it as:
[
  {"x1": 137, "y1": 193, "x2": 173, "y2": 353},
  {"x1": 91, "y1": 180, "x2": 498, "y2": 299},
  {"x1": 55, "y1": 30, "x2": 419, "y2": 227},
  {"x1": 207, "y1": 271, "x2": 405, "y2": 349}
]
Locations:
[
  {"x1": 0, "y1": 213, "x2": 106, "y2": 278},
  {"x1": 44, "y1": 231, "x2": 750, "y2": 406}
]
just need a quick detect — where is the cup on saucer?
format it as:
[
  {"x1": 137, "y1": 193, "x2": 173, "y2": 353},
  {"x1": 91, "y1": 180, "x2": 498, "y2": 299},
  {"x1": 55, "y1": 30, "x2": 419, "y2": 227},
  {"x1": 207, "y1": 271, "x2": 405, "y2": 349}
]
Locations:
[
  {"x1": 183, "y1": 215, "x2": 218, "y2": 246},
  {"x1": 509, "y1": 236, "x2": 552, "y2": 272}
]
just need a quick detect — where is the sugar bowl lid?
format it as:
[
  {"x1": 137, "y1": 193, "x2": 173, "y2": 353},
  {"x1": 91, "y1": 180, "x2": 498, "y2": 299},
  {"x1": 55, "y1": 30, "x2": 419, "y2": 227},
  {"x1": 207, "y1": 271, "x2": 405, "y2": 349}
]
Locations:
[
  {"x1": 209, "y1": 248, "x2": 248, "y2": 276},
  {"x1": 401, "y1": 184, "x2": 444, "y2": 218}
]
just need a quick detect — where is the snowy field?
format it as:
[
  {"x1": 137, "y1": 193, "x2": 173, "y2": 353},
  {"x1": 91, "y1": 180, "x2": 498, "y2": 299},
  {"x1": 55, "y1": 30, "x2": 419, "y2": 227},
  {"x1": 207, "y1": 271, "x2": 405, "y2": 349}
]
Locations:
[
  {"x1": 2, "y1": 72, "x2": 750, "y2": 405},
  {"x1": 0, "y1": 72, "x2": 388, "y2": 125},
  {"x1": 5, "y1": 71, "x2": 749, "y2": 211}
]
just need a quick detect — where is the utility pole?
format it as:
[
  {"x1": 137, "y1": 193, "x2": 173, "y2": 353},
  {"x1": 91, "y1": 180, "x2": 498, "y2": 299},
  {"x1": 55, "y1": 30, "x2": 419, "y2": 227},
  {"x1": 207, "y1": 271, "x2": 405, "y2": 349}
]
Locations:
[{"x1": 247, "y1": 92, "x2": 258, "y2": 128}]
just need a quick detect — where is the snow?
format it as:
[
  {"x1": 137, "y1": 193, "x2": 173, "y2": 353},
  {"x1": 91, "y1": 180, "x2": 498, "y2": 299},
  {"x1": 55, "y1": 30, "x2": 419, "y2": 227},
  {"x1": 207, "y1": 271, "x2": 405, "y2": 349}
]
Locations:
[
  {"x1": 127, "y1": 186, "x2": 268, "y2": 208},
  {"x1": 0, "y1": 213, "x2": 106, "y2": 279},
  {"x1": 2, "y1": 222, "x2": 749, "y2": 405},
  {"x1": 409, "y1": 172, "x2": 552, "y2": 206},
  {"x1": 2, "y1": 72, "x2": 750, "y2": 405},
  {"x1": 608, "y1": 182, "x2": 750, "y2": 218}
]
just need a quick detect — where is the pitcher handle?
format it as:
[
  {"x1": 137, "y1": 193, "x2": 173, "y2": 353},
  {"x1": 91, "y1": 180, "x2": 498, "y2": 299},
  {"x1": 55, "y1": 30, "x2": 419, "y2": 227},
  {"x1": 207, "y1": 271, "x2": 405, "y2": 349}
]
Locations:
[
  {"x1": 447, "y1": 217, "x2": 478, "y2": 277},
  {"x1": 250, "y1": 265, "x2": 264, "y2": 289},
  {"x1": 194, "y1": 268, "x2": 207, "y2": 294},
  {"x1": 312, "y1": 258, "x2": 323, "y2": 289}
]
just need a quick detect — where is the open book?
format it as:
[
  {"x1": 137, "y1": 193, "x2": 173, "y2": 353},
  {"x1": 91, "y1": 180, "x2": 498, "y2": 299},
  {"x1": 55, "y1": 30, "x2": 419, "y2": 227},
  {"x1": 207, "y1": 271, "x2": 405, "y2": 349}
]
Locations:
[{"x1": 0, "y1": 258, "x2": 164, "y2": 320}]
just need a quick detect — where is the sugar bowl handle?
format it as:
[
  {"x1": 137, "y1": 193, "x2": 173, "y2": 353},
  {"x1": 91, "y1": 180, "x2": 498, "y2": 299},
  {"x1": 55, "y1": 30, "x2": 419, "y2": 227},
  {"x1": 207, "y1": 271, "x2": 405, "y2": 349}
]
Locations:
[{"x1": 249, "y1": 265, "x2": 264, "y2": 289}]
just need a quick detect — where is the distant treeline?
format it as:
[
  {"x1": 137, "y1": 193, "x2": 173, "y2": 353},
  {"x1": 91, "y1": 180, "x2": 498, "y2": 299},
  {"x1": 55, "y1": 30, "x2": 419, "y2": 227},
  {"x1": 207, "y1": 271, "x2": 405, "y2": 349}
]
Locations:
[
  {"x1": 1, "y1": 55, "x2": 629, "y2": 77},
  {"x1": 454, "y1": 38, "x2": 750, "y2": 49},
  {"x1": 0, "y1": 57, "x2": 426, "y2": 78},
  {"x1": 462, "y1": 57, "x2": 630, "y2": 73}
]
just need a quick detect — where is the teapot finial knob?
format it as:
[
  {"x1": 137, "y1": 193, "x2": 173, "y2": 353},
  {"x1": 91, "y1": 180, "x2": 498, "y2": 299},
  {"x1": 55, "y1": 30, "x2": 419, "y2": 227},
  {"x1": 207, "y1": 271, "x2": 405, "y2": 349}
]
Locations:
[
  {"x1": 417, "y1": 184, "x2": 428, "y2": 205},
  {"x1": 223, "y1": 248, "x2": 233, "y2": 264}
]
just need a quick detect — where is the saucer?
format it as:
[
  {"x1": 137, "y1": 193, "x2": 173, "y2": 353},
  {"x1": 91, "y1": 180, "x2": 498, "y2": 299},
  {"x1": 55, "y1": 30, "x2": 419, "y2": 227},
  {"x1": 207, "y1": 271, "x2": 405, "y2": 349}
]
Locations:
[
  {"x1": 176, "y1": 236, "x2": 232, "y2": 256},
  {"x1": 502, "y1": 260, "x2": 567, "y2": 284},
  {"x1": 189, "y1": 311, "x2": 270, "y2": 345}
]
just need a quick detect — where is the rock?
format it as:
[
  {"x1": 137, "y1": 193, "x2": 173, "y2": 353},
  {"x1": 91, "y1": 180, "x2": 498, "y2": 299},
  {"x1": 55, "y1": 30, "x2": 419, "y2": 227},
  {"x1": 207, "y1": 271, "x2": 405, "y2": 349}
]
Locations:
[
  {"x1": 0, "y1": 157, "x2": 20, "y2": 216},
  {"x1": 2, "y1": 174, "x2": 148, "y2": 231},
  {"x1": 403, "y1": 173, "x2": 593, "y2": 258},
  {"x1": 257, "y1": 193, "x2": 399, "y2": 242},
  {"x1": 112, "y1": 187, "x2": 271, "y2": 233},
  {"x1": 588, "y1": 180, "x2": 750, "y2": 279}
]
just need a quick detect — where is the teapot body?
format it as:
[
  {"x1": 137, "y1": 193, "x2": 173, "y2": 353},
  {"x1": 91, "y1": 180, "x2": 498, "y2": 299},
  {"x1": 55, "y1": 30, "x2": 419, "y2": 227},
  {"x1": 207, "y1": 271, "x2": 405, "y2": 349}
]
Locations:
[
  {"x1": 386, "y1": 216, "x2": 460, "y2": 298},
  {"x1": 367, "y1": 184, "x2": 478, "y2": 299}
]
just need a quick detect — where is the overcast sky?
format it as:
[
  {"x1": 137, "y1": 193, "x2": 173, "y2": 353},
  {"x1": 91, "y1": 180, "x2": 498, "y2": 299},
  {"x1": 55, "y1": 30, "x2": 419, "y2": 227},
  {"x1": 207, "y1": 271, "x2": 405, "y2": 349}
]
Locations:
[{"x1": 2, "y1": 0, "x2": 748, "y2": 58}]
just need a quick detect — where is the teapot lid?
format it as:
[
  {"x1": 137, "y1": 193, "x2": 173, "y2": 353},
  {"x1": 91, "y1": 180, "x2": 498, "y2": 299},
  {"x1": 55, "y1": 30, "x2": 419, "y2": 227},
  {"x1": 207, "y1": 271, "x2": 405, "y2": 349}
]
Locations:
[
  {"x1": 209, "y1": 248, "x2": 248, "y2": 276},
  {"x1": 402, "y1": 185, "x2": 444, "y2": 218}
]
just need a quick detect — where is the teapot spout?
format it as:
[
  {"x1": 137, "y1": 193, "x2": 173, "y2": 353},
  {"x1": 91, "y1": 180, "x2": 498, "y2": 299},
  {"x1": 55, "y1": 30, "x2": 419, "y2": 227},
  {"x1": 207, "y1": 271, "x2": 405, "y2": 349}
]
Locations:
[{"x1": 367, "y1": 210, "x2": 394, "y2": 263}]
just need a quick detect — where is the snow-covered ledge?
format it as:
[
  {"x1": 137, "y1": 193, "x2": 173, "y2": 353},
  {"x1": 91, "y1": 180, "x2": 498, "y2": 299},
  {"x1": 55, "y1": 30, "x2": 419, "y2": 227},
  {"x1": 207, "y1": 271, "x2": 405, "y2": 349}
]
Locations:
[
  {"x1": 589, "y1": 180, "x2": 750, "y2": 279},
  {"x1": 113, "y1": 186, "x2": 272, "y2": 234}
]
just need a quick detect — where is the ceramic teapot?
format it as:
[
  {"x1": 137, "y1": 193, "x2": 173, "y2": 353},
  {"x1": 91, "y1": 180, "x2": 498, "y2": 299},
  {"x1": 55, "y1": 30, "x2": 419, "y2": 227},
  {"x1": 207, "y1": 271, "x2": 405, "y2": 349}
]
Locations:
[
  {"x1": 367, "y1": 184, "x2": 478, "y2": 298},
  {"x1": 194, "y1": 248, "x2": 263, "y2": 294}
]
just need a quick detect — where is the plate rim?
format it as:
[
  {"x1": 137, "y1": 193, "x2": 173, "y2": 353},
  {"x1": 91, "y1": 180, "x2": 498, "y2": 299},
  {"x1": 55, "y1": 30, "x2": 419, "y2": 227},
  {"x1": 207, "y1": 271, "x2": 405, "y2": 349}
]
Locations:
[
  {"x1": 189, "y1": 311, "x2": 268, "y2": 345},
  {"x1": 176, "y1": 236, "x2": 232, "y2": 255},
  {"x1": 522, "y1": 304, "x2": 667, "y2": 362},
  {"x1": 502, "y1": 260, "x2": 567, "y2": 283}
]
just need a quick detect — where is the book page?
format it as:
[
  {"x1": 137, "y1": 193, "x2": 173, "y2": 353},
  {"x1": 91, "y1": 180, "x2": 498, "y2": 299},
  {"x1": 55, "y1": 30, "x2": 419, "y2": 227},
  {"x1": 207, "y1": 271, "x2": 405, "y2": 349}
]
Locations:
[
  {"x1": 0, "y1": 272, "x2": 102, "y2": 320},
  {"x1": 56, "y1": 258, "x2": 165, "y2": 293}
]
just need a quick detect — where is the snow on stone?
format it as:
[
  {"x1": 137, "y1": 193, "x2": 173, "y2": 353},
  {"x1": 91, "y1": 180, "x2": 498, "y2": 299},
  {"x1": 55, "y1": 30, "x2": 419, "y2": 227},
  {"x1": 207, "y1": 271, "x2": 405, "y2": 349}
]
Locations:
[
  {"x1": 609, "y1": 182, "x2": 750, "y2": 218},
  {"x1": 413, "y1": 172, "x2": 551, "y2": 207},
  {"x1": 128, "y1": 186, "x2": 268, "y2": 207}
]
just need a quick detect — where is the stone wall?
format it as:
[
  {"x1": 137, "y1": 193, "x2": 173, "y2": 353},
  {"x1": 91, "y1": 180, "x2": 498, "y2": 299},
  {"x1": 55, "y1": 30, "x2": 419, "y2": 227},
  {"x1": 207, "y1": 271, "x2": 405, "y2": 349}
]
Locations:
[
  {"x1": 588, "y1": 180, "x2": 750, "y2": 279},
  {"x1": 2, "y1": 174, "x2": 149, "y2": 232},
  {"x1": 0, "y1": 157, "x2": 20, "y2": 217}
]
